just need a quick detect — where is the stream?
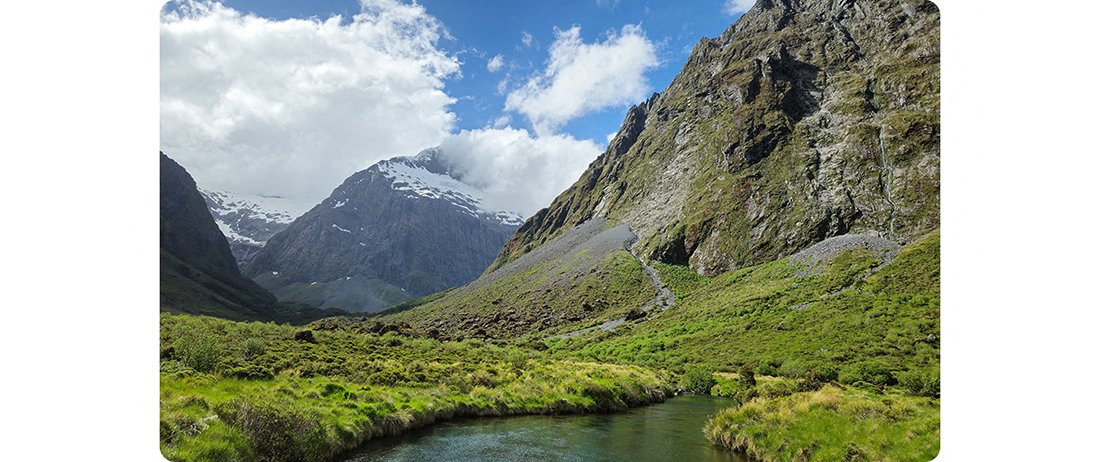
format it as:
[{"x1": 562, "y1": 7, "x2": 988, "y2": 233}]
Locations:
[{"x1": 341, "y1": 395, "x2": 746, "y2": 462}]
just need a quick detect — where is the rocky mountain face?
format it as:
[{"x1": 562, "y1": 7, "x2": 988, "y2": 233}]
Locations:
[
  {"x1": 489, "y1": 0, "x2": 939, "y2": 277},
  {"x1": 160, "y1": 152, "x2": 278, "y2": 320},
  {"x1": 244, "y1": 148, "x2": 523, "y2": 312},
  {"x1": 199, "y1": 189, "x2": 312, "y2": 267}
]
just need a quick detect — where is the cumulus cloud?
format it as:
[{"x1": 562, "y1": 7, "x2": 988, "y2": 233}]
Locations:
[
  {"x1": 520, "y1": 31, "x2": 534, "y2": 48},
  {"x1": 438, "y1": 128, "x2": 601, "y2": 216},
  {"x1": 160, "y1": 0, "x2": 458, "y2": 202},
  {"x1": 723, "y1": 0, "x2": 756, "y2": 15},
  {"x1": 486, "y1": 54, "x2": 504, "y2": 72},
  {"x1": 505, "y1": 25, "x2": 657, "y2": 135}
]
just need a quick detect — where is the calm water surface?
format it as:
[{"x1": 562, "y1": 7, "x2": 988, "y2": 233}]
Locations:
[{"x1": 342, "y1": 395, "x2": 746, "y2": 462}]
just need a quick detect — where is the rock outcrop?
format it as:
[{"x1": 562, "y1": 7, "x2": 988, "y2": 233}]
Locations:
[{"x1": 489, "y1": 0, "x2": 939, "y2": 276}]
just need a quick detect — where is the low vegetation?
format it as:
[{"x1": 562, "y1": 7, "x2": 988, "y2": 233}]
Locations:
[
  {"x1": 704, "y1": 385, "x2": 940, "y2": 461},
  {"x1": 162, "y1": 232, "x2": 939, "y2": 461},
  {"x1": 160, "y1": 314, "x2": 671, "y2": 462},
  {"x1": 545, "y1": 232, "x2": 940, "y2": 381}
]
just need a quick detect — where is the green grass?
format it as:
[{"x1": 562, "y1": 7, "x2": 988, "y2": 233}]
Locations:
[
  {"x1": 705, "y1": 385, "x2": 940, "y2": 462},
  {"x1": 545, "y1": 231, "x2": 940, "y2": 379},
  {"x1": 160, "y1": 313, "x2": 671, "y2": 462},
  {"x1": 378, "y1": 249, "x2": 653, "y2": 339}
]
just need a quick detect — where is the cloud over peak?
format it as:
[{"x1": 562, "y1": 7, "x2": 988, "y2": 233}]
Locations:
[
  {"x1": 160, "y1": 0, "x2": 459, "y2": 202},
  {"x1": 438, "y1": 127, "x2": 600, "y2": 216},
  {"x1": 504, "y1": 25, "x2": 658, "y2": 136}
]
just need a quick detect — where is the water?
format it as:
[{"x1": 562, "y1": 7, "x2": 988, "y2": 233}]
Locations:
[{"x1": 342, "y1": 395, "x2": 746, "y2": 462}]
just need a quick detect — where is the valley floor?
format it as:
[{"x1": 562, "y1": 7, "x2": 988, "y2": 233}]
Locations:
[
  {"x1": 159, "y1": 314, "x2": 671, "y2": 462},
  {"x1": 160, "y1": 231, "x2": 940, "y2": 462}
]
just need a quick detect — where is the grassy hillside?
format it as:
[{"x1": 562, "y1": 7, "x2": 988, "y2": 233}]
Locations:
[
  {"x1": 376, "y1": 218, "x2": 654, "y2": 339},
  {"x1": 548, "y1": 231, "x2": 940, "y2": 380},
  {"x1": 159, "y1": 314, "x2": 671, "y2": 462}
]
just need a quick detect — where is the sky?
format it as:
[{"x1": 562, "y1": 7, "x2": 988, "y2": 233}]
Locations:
[{"x1": 160, "y1": 0, "x2": 750, "y2": 216}]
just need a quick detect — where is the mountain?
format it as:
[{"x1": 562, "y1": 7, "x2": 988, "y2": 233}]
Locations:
[
  {"x1": 160, "y1": 152, "x2": 278, "y2": 320},
  {"x1": 489, "y1": 0, "x2": 939, "y2": 277},
  {"x1": 199, "y1": 189, "x2": 313, "y2": 267},
  {"x1": 378, "y1": 0, "x2": 939, "y2": 339},
  {"x1": 243, "y1": 148, "x2": 523, "y2": 313}
]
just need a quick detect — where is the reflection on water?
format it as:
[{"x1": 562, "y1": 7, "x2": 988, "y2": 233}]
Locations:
[{"x1": 343, "y1": 395, "x2": 746, "y2": 462}]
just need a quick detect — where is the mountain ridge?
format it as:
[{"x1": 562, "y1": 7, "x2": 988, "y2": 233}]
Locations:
[
  {"x1": 243, "y1": 148, "x2": 523, "y2": 312},
  {"x1": 488, "y1": 0, "x2": 939, "y2": 277},
  {"x1": 159, "y1": 152, "x2": 279, "y2": 320}
]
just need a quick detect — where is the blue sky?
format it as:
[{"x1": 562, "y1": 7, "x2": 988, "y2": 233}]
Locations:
[
  {"x1": 160, "y1": 0, "x2": 749, "y2": 214},
  {"x1": 177, "y1": 0, "x2": 743, "y2": 141}
]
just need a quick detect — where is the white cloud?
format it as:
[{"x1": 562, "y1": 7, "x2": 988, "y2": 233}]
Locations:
[
  {"x1": 723, "y1": 0, "x2": 756, "y2": 15},
  {"x1": 504, "y1": 25, "x2": 658, "y2": 136},
  {"x1": 486, "y1": 54, "x2": 504, "y2": 72},
  {"x1": 520, "y1": 31, "x2": 534, "y2": 48},
  {"x1": 160, "y1": 0, "x2": 458, "y2": 203},
  {"x1": 596, "y1": 0, "x2": 621, "y2": 10},
  {"x1": 438, "y1": 128, "x2": 601, "y2": 216}
]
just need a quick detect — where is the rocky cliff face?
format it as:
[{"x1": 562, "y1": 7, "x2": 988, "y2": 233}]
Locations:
[
  {"x1": 160, "y1": 152, "x2": 278, "y2": 319},
  {"x1": 489, "y1": 0, "x2": 939, "y2": 276},
  {"x1": 244, "y1": 148, "x2": 523, "y2": 312}
]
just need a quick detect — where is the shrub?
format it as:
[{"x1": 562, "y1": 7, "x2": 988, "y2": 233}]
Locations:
[
  {"x1": 739, "y1": 363, "x2": 757, "y2": 388},
  {"x1": 755, "y1": 362, "x2": 779, "y2": 376},
  {"x1": 225, "y1": 364, "x2": 275, "y2": 380},
  {"x1": 898, "y1": 371, "x2": 940, "y2": 397},
  {"x1": 839, "y1": 361, "x2": 897, "y2": 386},
  {"x1": 681, "y1": 365, "x2": 717, "y2": 394},
  {"x1": 175, "y1": 332, "x2": 222, "y2": 373},
  {"x1": 242, "y1": 337, "x2": 266, "y2": 358},
  {"x1": 467, "y1": 369, "x2": 499, "y2": 388},
  {"x1": 215, "y1": 399, "x2": 328, "y2": 462}
]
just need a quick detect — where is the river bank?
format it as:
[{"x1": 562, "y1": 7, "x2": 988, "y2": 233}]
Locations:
[{"x1": 159, "y1": 313, "x2": 672, "y2": 462}]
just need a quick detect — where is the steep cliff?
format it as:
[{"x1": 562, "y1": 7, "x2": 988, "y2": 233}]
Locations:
[{"x1": 489, "y1": 0, "x2": 939, "y2": 276}]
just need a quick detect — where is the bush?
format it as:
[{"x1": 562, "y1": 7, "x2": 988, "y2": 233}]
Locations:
[
  {"x1": 242, "y1": 337, "x2": 266, "y2": 358},
  {"x1": 739, "y1": 363, "x2": 757, "y2": 388},
  {"x1": 682, "y1": 366, "x2": 717, "y2": 394},
  {"x1": 755, "y1": 362, "x2": 779, "y2": 376},
  {"x1": 839, "y1": 361, "x2": 897, "y2": 386},
  {"x1": 175, "y1": 332, "x2": 222, "y2": 373},
  {"x1": 215, "y1": 399, "x2": 328, "y2": 462},
  {"x1": 225, "y1": 364, "x2": 275, "y2": 380},
  {"x1": 898, "y1": 371, "x2": 940, "y2": 397}
]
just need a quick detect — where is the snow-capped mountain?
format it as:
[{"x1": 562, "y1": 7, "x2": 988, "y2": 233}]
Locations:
[
  {"x1": 199, "y1": 189, "x2": 315, "y2": 267},
  {"x1": 378, "y1": 149, "x2": 524, "y2": 227},
  {"x1": 242, "y1": 148, "x2": 524, "y2": 312}
]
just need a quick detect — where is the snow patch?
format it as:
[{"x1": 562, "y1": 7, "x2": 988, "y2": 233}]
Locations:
[
  {"x1": 214, "y1": 219, "x2": 263, "y2": 245},
  {"x1": 376, "y1": 159, "x2": 525, "y2": 226},
  {"x1": 200, "y1": 188, "x2": 313, "y2": 225},
  {"x1": 331, "y1": 224, "x2": 351, "y2": 233}
]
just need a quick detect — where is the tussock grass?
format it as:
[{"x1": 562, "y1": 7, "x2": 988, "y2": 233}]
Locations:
[
  {"x1": 704, "y1": 385, "x2": 939, "y2": 462},
  {"x1": 160, "y1": 313, "x2": 671, "y2": 462}
]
